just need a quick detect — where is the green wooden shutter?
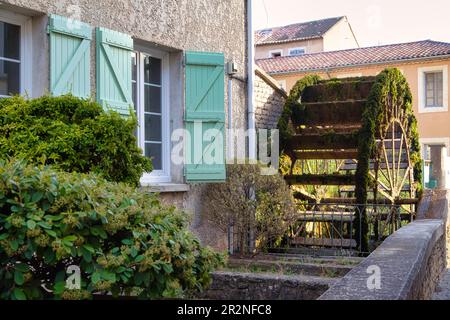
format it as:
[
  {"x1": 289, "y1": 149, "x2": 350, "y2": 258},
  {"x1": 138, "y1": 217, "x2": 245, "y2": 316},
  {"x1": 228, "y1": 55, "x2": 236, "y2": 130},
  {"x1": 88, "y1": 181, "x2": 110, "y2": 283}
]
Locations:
[
  {"x1": 48, "y1": 14, "x2": 92, "y2": 98},
  {"x1": 185, "y1": 51, "x2": 226, "y2": 182},
  {"x1": 96, "y1": 27, "x2": 133, "y2": 115}
]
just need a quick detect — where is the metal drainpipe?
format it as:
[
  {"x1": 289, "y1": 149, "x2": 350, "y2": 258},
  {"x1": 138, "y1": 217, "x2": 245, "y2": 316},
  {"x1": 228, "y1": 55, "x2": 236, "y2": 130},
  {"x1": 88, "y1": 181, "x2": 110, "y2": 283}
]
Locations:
[
  {"x1": 227, "y1": 77, "x2": 233, "y2": 161},
  {"x1": 247, "y1": 0, "x2": 256, "y2": 161}
]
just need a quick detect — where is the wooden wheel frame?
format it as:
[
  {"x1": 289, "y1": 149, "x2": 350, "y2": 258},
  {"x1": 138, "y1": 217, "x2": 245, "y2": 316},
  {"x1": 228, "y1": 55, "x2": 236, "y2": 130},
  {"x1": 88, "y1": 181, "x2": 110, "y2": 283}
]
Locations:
[{"x1": 291, "y1": 158, "x2": 346, "y2": 202}]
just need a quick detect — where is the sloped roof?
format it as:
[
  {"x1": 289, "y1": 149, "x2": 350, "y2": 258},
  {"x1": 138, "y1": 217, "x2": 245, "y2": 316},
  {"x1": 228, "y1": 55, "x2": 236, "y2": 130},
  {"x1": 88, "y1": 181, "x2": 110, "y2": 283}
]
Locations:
[
  {"x1": 256, "y1": 40, "x2": 450, "y2": 74},
  {"x1": 255, "y1": 16, "x2": 344, "y2": 46}
]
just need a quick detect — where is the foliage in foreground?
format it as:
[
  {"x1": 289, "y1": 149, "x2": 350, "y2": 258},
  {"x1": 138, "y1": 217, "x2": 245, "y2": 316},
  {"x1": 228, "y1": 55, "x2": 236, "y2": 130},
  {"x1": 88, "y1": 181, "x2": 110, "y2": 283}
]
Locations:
[
  {"x1": 0, "y1": 160, "x2": 224, "y2": 300},
  {"x1": 204, "y1": 163, "x2": 297, "y2": 255},
  {"x1": 0, "y1": 95, "x2": 151, "y2": 186}
]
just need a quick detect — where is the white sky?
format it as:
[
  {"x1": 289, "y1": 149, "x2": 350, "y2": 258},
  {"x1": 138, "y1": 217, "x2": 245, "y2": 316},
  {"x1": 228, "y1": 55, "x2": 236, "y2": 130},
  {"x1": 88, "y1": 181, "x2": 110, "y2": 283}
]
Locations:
[{"x1": 254, "y1": 0, "x2": 450, "y2": 47}]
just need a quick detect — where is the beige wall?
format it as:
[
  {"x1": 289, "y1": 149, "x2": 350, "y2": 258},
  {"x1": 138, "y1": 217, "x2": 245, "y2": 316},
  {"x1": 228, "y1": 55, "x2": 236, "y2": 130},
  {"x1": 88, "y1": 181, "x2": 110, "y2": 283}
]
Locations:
[
  {"x1": 322, "y1": 18, "x2": 359, "y2": 51},
  {"x1": 255, "y1": 38, "x2": 324, "y2": 59},
  {"x1": 270, "y1": 58, "x2": 450, "y2": 155}
]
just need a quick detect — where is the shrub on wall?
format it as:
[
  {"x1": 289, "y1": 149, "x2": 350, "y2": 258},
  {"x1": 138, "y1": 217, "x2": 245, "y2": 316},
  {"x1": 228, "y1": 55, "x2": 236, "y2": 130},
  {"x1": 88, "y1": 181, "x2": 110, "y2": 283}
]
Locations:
[
  {"x1": 0, "y1": 160, "x2": 223, "y2": 300},
  {"x1": 204, "y1": 163, "x2": 297, "y2": 255},
  {"x1": 0, "y1": 95, "x2": 151, "y2": 186}
]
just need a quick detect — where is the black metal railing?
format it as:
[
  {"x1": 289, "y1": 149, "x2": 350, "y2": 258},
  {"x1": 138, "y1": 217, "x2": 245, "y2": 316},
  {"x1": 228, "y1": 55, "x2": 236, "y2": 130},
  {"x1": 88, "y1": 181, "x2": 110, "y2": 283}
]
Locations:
[{"x1": 229, "y1": 203, "x2": 412, "y2": 256}]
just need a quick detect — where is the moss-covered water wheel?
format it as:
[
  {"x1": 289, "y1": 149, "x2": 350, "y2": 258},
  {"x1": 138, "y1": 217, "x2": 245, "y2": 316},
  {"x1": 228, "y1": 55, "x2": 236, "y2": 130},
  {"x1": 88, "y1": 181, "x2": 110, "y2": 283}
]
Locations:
[{"x1": 278, "y1": 68, "x2": 422, "y2": 252}]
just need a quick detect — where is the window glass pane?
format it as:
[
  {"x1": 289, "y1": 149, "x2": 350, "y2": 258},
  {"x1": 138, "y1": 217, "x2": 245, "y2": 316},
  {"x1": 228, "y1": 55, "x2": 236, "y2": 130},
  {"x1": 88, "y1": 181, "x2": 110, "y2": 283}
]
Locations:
[
  {"x1": 131, "y1": 52, "x2": 137, "y2": 81},
  {"x1": 144, "y1": 85, "x2": 161, "y2": 113},
  {"x1": 425, "y1": 73, "x2": 434, "y2": 90},
  {"x1": 145, "y1": 143, "x2": 162, "y2": 170},
  {"x1": 145, "y1": 114, "x2": 161, "y2": 142},
  {"x1": 132, "y1": 82, "x2": 137, "y2": 110},
  {"x1": 271, "y1": 52, "x2": 281, "y2": 58},
  {"x1": 425, "y1": 72, "x2": 436, "y2": 107},
  {"x1": 436, "y1": 72, "x2": 443, "y2": 106},
  {"x1": 144, "y1": 56, "x2": 161, "y2": 85},
  {"x1": 0, "y1": 61, "x2": 20, "y2": 96},
  {"x1": 0, "y1": 22, "x2": 20, "y2": 60},
  {"x1": 290, "y1": 48, "x2": 305, "y2": 56}
]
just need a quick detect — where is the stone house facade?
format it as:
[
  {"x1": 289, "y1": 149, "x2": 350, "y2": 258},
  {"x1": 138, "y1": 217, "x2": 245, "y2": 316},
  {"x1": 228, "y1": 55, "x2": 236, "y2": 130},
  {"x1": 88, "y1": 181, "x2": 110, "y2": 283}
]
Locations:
[{"x1": 0, "y1": 0, "x2": 250, "y2": 251}]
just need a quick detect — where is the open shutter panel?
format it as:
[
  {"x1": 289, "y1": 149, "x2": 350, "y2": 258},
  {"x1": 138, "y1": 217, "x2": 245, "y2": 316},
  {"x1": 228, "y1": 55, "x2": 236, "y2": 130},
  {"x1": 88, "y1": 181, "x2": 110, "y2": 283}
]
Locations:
[
  {"x1": 185, "y1": 51, "x2": 226, "y2": 183},
  {"x1": 96, "y1": 27, "x2": 133, "y2": 115},
  {"x1": 48, "y1": 14, "x2": 92, "y2": 98}
]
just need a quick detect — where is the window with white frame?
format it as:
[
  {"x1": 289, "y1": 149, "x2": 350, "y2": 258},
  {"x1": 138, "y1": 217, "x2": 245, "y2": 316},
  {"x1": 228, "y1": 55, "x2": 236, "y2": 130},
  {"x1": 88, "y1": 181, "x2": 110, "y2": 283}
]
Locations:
[
  {"x1": 288, "y1": 47, "x2": 305, "y2": 56},
  {"x1": 269, "y1": 49, "x2": 282, "y2": 58},
  {"x1": 418, "y1": 65, "x2": 448, "y2": 113},
  {"x1": 0, "y1": 10, "x2": 31, "y2": 98},
  {"x1": 132, "y1": 47, "x2": 170, "y2": 183}
]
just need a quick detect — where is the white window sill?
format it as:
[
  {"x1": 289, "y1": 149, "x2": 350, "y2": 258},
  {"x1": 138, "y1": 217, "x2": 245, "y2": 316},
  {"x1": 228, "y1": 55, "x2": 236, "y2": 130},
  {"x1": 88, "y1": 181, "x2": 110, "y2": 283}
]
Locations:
[
  {"x1": 141, "y1": 183, "x2": 190, "y2": 193},
  {"x1": 419, "y1": 106, "x2": 448, "y2": 114}
]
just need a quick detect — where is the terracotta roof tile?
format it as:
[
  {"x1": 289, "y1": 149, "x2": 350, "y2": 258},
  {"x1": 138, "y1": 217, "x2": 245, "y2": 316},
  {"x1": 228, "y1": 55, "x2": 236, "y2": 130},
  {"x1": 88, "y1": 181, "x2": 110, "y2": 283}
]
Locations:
[
  {"x1": 256, "y1": 40, "x2": 450, "y2": 74},
  {"x1": 255, "y1": 17, "x2": 344, "y2": 45}
]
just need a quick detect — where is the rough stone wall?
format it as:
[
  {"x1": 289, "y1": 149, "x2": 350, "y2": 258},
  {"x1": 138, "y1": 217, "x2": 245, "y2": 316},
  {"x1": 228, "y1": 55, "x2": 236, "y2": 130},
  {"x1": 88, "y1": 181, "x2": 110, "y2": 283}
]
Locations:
[
  {"x1": 254, "y1": 68, "x2": 287, "y2": 130},
  {"x1": 447, "y1": 222, "x2": 450, "y2": 267},
  {"x1": 408, "y1": 234, "x2": 446, "y2": 299},
  {"x1": 1, "y1": 0, "x2": 248, "y2": 252},
  {"x1": 200, "y1": 271, "x2": 335, "y2": 300}
]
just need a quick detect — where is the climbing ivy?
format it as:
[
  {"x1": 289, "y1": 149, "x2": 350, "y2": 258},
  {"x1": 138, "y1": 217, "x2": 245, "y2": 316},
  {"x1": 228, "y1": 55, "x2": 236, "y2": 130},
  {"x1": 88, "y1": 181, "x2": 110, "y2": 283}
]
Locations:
[
  {"x1": 355, "y1": 68, "x2": 422, "y2": 252},
  {"x1": 277, "y1": 75, "x2": 321, "y2": 153}
]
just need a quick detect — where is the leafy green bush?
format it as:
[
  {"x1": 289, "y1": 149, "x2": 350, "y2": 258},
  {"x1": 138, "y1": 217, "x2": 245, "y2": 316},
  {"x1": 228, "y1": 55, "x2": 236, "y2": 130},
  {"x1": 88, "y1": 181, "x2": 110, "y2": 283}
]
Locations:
[
  {"x1": 0, "y1": 160, "x2": 223, "y2": 300},
  {"x1": 204, "y1": 163, "x2": 296, "y2": 255},
  {"x1": 0, "y1": 95, "x2": 151, "y2": 186}
]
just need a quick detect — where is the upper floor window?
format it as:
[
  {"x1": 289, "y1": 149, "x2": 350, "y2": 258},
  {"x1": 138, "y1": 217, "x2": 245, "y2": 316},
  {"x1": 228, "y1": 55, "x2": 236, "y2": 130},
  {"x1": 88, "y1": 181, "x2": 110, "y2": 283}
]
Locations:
[
  {"x1": 132, "y1": 47, "x2": 170, "y2": 183},
  {"x1": 0, "y1": 10, "x2": 31, "y2": 98},
  {"x1": 288, "y1": 47, "x2": 305, "y2": 56},
  {"x1": 425, "y1": 71, "x2": 443, "y2": 108},
  {"x1": 269, "y1": 49, "x2": 282, "y2": 58},
  {"x1": 418, "y1": 65, "x2": 448, "y2": 113}
]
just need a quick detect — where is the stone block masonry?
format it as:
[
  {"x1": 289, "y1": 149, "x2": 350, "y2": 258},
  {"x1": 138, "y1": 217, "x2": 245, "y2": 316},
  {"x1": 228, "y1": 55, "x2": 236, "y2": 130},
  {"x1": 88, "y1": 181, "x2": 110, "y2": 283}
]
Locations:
[
  {"x1": 200, "y1": 271, "x2": 336, "y2": 300},
  {"x1": 254, "y1": 67, "x2": 287, "y2": 130}
]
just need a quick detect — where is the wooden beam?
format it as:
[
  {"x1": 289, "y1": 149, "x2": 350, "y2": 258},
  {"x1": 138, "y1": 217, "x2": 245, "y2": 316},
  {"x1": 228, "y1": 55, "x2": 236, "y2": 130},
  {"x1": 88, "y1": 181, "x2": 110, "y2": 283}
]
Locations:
[
  {"x1": 289, "y1": 133, "x2": 359, "y2": 150},
  {"x1": 340, "y1": 162, "x2": 409, "y2": 171},
  {"x1": 302, "y1": 80, "x2": 375, "y2": 103},
  {"x1": 292, "y1": 100, "x2": 365, "y2": 127},
  {"x1": 294, "y1": 150, "x2": 359, "y2": 160},
  {"x1": 285, "y1": 174, "x2": 356, "y2": 186},
  {"x1": 293, "y1": 190, "x2": 316, "y2": 201},
  {"x1": 291, "y1": 237, "x2": 357, "y2": 248},
  {"x1": 320, "y1": 198, "x2": 419, "y2": 205}
]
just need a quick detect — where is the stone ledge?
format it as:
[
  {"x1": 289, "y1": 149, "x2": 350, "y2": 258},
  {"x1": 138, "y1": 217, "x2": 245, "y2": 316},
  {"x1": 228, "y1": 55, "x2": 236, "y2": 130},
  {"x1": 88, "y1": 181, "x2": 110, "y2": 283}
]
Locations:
[
  {"x1": 141, "y1": 183, "x2": 190, "y2": 193},
  {"x1": 319, "y1": 219, "x2": 444, "y2": 300}
]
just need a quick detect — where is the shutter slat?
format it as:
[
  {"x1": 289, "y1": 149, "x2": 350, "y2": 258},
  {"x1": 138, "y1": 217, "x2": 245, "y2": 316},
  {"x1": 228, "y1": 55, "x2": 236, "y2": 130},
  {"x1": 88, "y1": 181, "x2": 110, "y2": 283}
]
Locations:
[{"x1": 184, "y1": 51, "x2": 226, "y2": 183}]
